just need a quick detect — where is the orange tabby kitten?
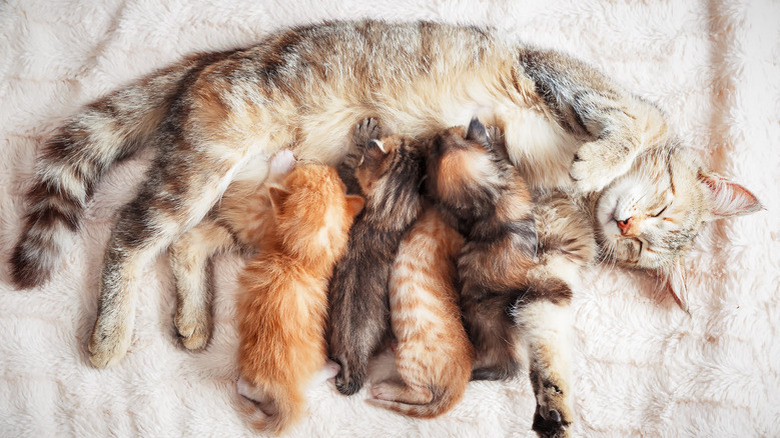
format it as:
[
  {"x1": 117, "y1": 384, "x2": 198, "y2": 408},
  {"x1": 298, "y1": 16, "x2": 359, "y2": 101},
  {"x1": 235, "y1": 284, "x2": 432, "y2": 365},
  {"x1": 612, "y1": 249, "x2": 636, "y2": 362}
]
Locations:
[
  {"x1": 236, "y1": 164, "x2": 364, "y2": 435},
  {"x1": 370, "y1": 206, "x2": 473, "y2": 418}
]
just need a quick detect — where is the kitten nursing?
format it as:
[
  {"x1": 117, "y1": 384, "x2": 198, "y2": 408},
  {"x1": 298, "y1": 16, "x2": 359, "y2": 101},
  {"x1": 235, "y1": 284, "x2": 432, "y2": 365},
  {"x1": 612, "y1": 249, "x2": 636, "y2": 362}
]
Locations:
[
  {"x1": 9, "y1": 18, "x2": 762, "y2": 438},
  {"x1": 236, "y1": 164, "x2": 363, "y2": 435},
  {"x1": 327, "y1": 122, "x2": 426, "y2": 396}
]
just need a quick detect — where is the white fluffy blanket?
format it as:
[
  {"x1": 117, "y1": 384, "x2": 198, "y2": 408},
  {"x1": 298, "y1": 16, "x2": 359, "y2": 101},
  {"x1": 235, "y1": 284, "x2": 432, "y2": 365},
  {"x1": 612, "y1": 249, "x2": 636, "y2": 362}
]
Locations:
[{"x1": 1, "y1": 0, "x2": 778, "y2": 436}]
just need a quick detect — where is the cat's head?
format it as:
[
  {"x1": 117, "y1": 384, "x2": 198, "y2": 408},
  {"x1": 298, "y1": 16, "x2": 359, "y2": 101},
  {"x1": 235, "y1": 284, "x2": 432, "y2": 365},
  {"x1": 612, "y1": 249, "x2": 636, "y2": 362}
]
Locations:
[
  {"x1": 354, "y1": 134, "x2": 424, "y2": 227},
  {"x1": 594, "y1": 143, "x2": 761, "y2": 305},
  {"x1": 268, "y1": 165, "x2": 364, "y2": 263},
  {"x1": 425, "y1": 118, "x2": 514, "y2": 223}
]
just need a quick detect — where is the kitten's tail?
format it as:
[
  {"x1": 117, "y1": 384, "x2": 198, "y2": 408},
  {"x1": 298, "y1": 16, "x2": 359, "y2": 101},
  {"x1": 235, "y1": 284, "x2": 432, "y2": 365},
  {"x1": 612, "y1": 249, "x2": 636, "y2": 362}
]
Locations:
[
  {"x1": 10, "y1": 57, "x2": 205, "y2": 288},
  {"x1": 367, "y1": 384, "x2": 465, "y2": 419},
  {"x1": 239, "y1": 378, "x2": 305, "y2": 436}
]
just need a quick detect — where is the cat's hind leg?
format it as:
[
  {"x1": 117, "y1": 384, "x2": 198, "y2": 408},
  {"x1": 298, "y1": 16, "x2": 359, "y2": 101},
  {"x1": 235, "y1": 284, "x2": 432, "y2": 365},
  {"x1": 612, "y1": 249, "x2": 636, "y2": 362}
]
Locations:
[
  {"x1": 88, "y1": 144, "x2": 258, "y2": 368},
  {"x1": 170, "y1": 221, "x2": 235, "y2": 350}
]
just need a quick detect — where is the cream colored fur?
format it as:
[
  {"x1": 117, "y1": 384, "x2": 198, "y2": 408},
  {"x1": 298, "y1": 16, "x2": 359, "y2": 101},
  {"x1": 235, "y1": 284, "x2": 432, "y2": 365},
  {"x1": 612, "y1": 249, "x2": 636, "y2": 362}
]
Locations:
[{"x1": 0, "y1": 1, "x2": 777, "y2": 437}]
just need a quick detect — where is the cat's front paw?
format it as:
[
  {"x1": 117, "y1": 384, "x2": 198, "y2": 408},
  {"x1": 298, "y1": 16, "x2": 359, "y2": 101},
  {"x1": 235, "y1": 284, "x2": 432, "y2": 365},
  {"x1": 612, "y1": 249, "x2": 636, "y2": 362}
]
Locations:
[
  {"x1": 569, "y1": 140, "x2": 634, "y2": 193},
  {"x1": 174, "y1": 306, "x2": 212, "y2": 351},
  {"x1": 531, "y1": 380, "x2": 573, "y2": 438},
  {"x1": 88, "y1": 314, "x2": 133, "y2": 368},
  {"x1": 353, "y1": 117, "x2": 383, "y2": 147}
]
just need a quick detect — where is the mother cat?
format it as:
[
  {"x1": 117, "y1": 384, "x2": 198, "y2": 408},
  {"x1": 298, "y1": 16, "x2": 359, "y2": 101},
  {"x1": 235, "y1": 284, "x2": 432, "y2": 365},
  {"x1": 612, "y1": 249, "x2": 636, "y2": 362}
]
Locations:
[{"x1": 10, "y1": 20, "x2": 758, "y2": 370}]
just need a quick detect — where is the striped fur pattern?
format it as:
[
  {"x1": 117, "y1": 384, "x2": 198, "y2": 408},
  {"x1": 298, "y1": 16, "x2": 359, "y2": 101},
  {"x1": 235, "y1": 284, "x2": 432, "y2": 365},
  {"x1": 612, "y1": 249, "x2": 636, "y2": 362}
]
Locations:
[
  {"x1": 426, "y1": 119, "x2": 581, "y2": 437},
  {"x1": 327, "y1": 124, "x2": 425, "y2": 396},
  {"x1": 369, "y1": 206, "x2": 473, "y2": 418},
  {"x1": 169, "y1": 149, "x2": 297, "y2": 351},
  {"x1": 8, "y1": 20, "x2": 759, "y2": 372},
  {"x1": 235, "y1": 165, "x2": 364, "y2": 435}
]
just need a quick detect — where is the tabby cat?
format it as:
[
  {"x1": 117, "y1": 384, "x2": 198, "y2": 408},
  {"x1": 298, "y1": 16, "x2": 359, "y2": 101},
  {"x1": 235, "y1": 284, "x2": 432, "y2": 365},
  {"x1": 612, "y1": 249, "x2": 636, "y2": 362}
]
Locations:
[
  {"x1": 9, "y1": 20, "x2": 759, "y2": 381},
  {"x1": 235, "y1": 164, "x2": 363, "y2": 435},
  {"x1": 327, "y1": 122, "x2": 425, "y2": 396},
  {"x1": 369, "y1": 205, "x2": 473, "y2": 418},
  {"x1": 426, "y1": 119, "x2": 759, "y2": 437},
  {"x1": 169, "y1": 149, "x2": 296, "y2": 350}
]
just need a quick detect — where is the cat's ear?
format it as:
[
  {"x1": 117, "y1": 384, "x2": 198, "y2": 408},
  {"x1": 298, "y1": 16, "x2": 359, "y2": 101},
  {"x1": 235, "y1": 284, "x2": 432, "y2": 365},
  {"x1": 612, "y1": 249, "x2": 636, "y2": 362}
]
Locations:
[
  {"x1": 345, "y1": 195, "x2": 365, "y2": 219},
  {"x1": 698, "y1": 170, "x2": 762, "y2": 220},
  {"x1": 661, "y1": 261, "x2": 690, "y2": 314},
  {"x1": 268, "y1": 186, "x2": 291, "y2": 216},
  {"x1": 466, "y1": 117, "x2": 490, "y2": 147},
  {"x1": 364, "y1": 139, "x2": 388, "y2": 166}
]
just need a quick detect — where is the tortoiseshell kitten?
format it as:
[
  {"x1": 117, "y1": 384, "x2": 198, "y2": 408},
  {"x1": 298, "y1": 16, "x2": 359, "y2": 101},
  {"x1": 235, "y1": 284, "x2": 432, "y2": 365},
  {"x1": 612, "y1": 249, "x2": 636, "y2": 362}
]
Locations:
[
  {"x1": 327, "y1": 119, "x2": 425, "y2": 396},
  {"x1": 426, "y1": 118, "x2": 577, "y2": 437}
]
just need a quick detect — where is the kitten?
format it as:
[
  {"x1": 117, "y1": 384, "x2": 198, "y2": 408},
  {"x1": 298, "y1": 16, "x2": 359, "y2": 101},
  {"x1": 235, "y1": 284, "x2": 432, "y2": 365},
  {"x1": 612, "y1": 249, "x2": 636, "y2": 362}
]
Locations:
[
  {"x1": 8, "y1": 20, "x2": 759, "y2": 373},
  {"x1": 235, "y1": 164, "x2": 364, "y2": 435},
  {"x1": 369, "y1": 206, "x2": 473, "y2": 418},
  {"x1": 426, "y1": 118, "x2": 579, "y2": 437},
  {"x1": 327, "y1": 121, "x2": 425, "y2": 396}
]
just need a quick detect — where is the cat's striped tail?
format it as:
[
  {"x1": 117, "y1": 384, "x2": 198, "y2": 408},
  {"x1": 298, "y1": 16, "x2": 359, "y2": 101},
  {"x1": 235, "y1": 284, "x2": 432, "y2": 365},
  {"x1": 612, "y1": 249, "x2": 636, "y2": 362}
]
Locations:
[
  {"x1": 10, "y1": 59, "x2": 199, "y2": 288},
  {"x1": 367, "y1": 384, "x2": 464, "y2": 419}
]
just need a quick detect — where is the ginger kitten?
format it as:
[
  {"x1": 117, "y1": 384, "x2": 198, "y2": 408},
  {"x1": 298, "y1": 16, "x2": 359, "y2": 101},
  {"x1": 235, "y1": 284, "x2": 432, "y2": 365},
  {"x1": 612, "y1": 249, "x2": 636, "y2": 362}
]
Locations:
[
  {"x1": 370, "y1": 206, "x2": 473, "y2": 418},
  {"x1": 236, "y1": 165, "x2": 363, "y2": 435}
]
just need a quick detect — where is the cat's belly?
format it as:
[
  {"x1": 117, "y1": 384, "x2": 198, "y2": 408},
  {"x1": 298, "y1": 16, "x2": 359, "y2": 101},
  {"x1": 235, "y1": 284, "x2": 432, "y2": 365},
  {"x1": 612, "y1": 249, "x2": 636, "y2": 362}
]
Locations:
[{"x1": 287, "y1": 86, "x2": 580, "y2": 190}]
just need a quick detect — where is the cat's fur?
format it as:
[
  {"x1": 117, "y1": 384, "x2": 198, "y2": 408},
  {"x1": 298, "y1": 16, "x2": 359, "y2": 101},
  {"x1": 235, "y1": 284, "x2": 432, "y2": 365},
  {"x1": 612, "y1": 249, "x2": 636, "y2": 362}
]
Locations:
[
  {"x1": 235, "y1": 164, "x2": 364, "y2": 435},
  {"x1": 423, "y1": 120, "x2": 588, "y2": 438},
  {"x1": 169, "y1": 149, "x2": 297, "y2": 350},
  {"x1": 427, "y1": 120, "x2": 759, "y2": 437},
  {"x1": 369, "y1": 205, "x2": 473, "y2": 418},
  {"x1": 327, "y1": 124, "x2": 425, "y2": 396},
  {"x1": 9, "y1": 19, "x2": 759, "y2": 374}
]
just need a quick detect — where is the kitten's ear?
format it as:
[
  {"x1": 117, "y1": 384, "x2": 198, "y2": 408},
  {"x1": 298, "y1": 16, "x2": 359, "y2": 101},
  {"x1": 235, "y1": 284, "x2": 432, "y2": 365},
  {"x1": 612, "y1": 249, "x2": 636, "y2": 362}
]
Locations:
[
  {"x1": 698, "y1": 170, "x2": 762, "y2": 219},
  {"x1": 662, "y1": 261, "x2": 690, "y2": 315},
  {"x1": 363, "y1": 139, "x2": 388, "y2": 165},
  {"x1": 466, "y1": 117, "x2": 490, "y2": 146},
  {"x1": 345, "y1": 195, "x2": 365, "y2": 219},
  {"x1": 268, "y1": 186, "x2": 291, "y2": 216}
]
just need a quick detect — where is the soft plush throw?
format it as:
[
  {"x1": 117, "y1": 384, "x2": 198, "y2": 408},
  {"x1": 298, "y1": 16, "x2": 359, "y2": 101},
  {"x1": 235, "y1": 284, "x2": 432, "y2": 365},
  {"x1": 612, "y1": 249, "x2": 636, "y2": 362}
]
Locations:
[{"x1": 1, "y1": 0, "x2": 778, "y2": 436}]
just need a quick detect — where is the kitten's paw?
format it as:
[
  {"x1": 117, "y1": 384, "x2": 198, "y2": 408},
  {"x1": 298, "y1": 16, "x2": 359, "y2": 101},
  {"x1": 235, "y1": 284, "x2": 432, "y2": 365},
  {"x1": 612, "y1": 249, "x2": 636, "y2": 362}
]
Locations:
[
  {"x1": 369, "y1": 382, "x2": 400, "y2": 402},
  {"x1": 569, "y1": 140, "x2": 634, "y2": 193},
  {"x1": 334, "y1": 366, "x2": 364, "y2": 396},
  {"x1": 321, "y1": 360, "x2": 341, "y2": 380},
  {"x1": 353, "y1": 117, "x2": 382, "y2": 147},
  {"x1": 174, "y1": 307, "x2": 212, "y2": 351},
  {"x1": 531, "y1": 380, "x2": 573, "y2": 438},
  {"x1": 88, "y1": 316, "x2": 132, "y2": 368}
]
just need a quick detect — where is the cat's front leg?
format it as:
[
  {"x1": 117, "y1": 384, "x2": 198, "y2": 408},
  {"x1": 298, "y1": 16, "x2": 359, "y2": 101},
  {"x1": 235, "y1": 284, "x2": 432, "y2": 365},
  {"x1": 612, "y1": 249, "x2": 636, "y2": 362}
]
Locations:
[
  {"x1": 569, "y1": 138, "x2": 636, "y2": 193},
  {"x1": 513, "y1": 283, "x2": 574, "y2": 438}
]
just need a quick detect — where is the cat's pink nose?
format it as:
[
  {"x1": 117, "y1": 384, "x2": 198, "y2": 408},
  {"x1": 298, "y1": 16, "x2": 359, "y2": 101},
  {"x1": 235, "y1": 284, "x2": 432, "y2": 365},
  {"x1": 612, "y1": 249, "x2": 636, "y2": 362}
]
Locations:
[{"x1": 617, "y1": 217, "x2": 632, "y2": 235}]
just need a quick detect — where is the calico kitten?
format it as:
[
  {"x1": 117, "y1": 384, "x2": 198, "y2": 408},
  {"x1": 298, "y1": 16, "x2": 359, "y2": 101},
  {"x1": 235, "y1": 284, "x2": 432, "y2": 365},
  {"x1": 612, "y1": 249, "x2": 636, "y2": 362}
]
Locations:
[
  {"x1": 235, "y1": 164, "x2": 364, "y2": 435},
  {"x1": 327, "y1": 122, "x2": 425, "y2": 396},
  {"x1": 9, "y1": 20, "x2": 759, "y2": 371},
  {"x1": 369, "y1": 206, "x2": 473, "y2": 418}
]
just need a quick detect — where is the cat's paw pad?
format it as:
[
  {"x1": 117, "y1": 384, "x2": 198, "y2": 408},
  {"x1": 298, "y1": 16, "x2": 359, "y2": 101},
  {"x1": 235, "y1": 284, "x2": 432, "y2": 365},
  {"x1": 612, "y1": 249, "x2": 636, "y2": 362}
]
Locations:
[
  {"x1": 353, "y1": 117, "x2": 383, "y2": 146},
  {"x1": 321, "y1": 360, "x2": 341, "y2": 380},
  {"x1": 174, "y1": 309, "x2": 211, "y2": 351},
  {"x1": 88, "y1": 318, "x2": 132, "y2": 368},
  {"x1": 569, "y1": 140, "x2": 633, "y2": 193}
]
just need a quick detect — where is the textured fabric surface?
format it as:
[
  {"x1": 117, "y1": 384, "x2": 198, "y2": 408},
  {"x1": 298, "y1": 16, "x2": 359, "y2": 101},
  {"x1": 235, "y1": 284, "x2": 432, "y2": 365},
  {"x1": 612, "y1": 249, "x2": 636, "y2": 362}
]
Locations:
[{"x1": 1, "y1": 1, "x2": 778, "y2": 437}]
